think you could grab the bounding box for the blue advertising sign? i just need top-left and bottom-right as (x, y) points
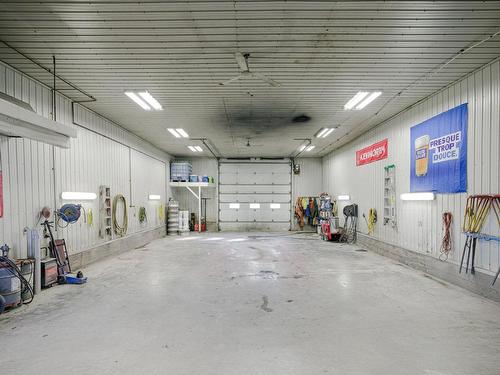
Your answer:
(410, 103), (468, 193)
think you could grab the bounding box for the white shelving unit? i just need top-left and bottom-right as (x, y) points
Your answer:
(99, 185), (112, 239)
(170, 182), (215, 232)
(383, 164), (397, 228)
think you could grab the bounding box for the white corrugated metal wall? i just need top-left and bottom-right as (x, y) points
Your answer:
(323, 59), (500, 275)
(0, 62), (170, 259)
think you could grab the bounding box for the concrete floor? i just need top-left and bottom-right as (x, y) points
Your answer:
(1, 232), (500, 375)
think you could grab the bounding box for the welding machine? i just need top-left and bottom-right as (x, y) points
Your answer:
(41, 258), (58, 288)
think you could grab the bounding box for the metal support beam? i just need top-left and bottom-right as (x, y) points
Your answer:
(186, 186), (202, 232)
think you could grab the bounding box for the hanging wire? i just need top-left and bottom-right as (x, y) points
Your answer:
(439, 212), (453, 261)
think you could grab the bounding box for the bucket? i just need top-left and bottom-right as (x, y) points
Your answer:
(0, 262), (22, 309)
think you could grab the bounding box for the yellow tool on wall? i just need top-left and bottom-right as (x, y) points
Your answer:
(367, 208), (377, 235)
(86, 208), (93, 226)
(158, 204), (165, 221)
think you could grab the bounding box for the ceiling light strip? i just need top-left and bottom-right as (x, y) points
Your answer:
(168, 128), (181, 138)
(125, 92), (151, 110)
(138, 91), (162, 110)
(344, 91), (369, 110)
(322, 128), (335, 138)
(356, 91), (382, 110)
(316, 128), (329, 138)
(176, 128), (189, 138)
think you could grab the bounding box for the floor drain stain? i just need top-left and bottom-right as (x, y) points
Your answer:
(260, 295), (273, 312)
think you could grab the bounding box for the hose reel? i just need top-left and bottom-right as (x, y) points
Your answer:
(57, 204), (82, 224)
(112, 194), (128, 237)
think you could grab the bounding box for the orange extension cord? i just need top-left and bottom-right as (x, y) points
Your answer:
(439, 212), (453, 261)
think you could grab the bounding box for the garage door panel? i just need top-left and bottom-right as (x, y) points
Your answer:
(236, 173), (289, 185)
(220, 163), (289, 174)
(219, 193), (290, 203)
(219, 173), (238, 184)
(219, 222), (291, 231)
(219, 184), (290, 194)
(236, 210), (252, 222)
(219, 208), (238, 221)
(219, 161), (291, 231)
(271, 205), (291, 221)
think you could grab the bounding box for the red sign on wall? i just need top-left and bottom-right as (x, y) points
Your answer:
(356, 138), (388, 166)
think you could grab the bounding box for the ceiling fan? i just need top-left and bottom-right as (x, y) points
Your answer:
(219, 52), (281, 87)
(245, 138), (264, 147)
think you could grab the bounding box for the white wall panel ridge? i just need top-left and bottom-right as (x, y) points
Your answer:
(322, 59), (500, 275)
(0, 61), (168, 259)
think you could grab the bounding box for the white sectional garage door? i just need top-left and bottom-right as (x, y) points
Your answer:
(218, 160), (291, 231)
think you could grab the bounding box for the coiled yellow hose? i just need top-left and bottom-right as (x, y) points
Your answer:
(112, 194), (128, 236)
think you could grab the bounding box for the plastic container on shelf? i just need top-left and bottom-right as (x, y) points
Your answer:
(170, 160), (192, 182)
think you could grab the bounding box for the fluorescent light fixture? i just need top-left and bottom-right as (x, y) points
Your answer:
(316, 128), (329, 138)
(138, 91), (162, 110)
(229, 203), (240, 209)
(356, 91), (382, 110)
(400, 192), (435, 201)
(322, 128), (335, 138)
(344, 91), (369, 110)
(188, 146), (203, 152)
(305, 145), (315, 152)
(338, 195), (350, 201)
(61, 192), (97, 200)
(299, 144), (306, 152)
(270, 203), (281, 209)
(250, 203), (261, 209)
(149, 194), (161, 200)
(176, 128), (189, 138)
(125, 92), (151, 110)
(0, 96), (77, 148)
(315, 128), (335, 138)
(168, 128), (181, 138)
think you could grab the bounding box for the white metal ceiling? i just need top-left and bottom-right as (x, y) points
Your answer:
(1, 1), (499, 157)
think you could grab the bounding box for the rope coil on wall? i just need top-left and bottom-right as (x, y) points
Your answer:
(112, 194), (128, 237)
